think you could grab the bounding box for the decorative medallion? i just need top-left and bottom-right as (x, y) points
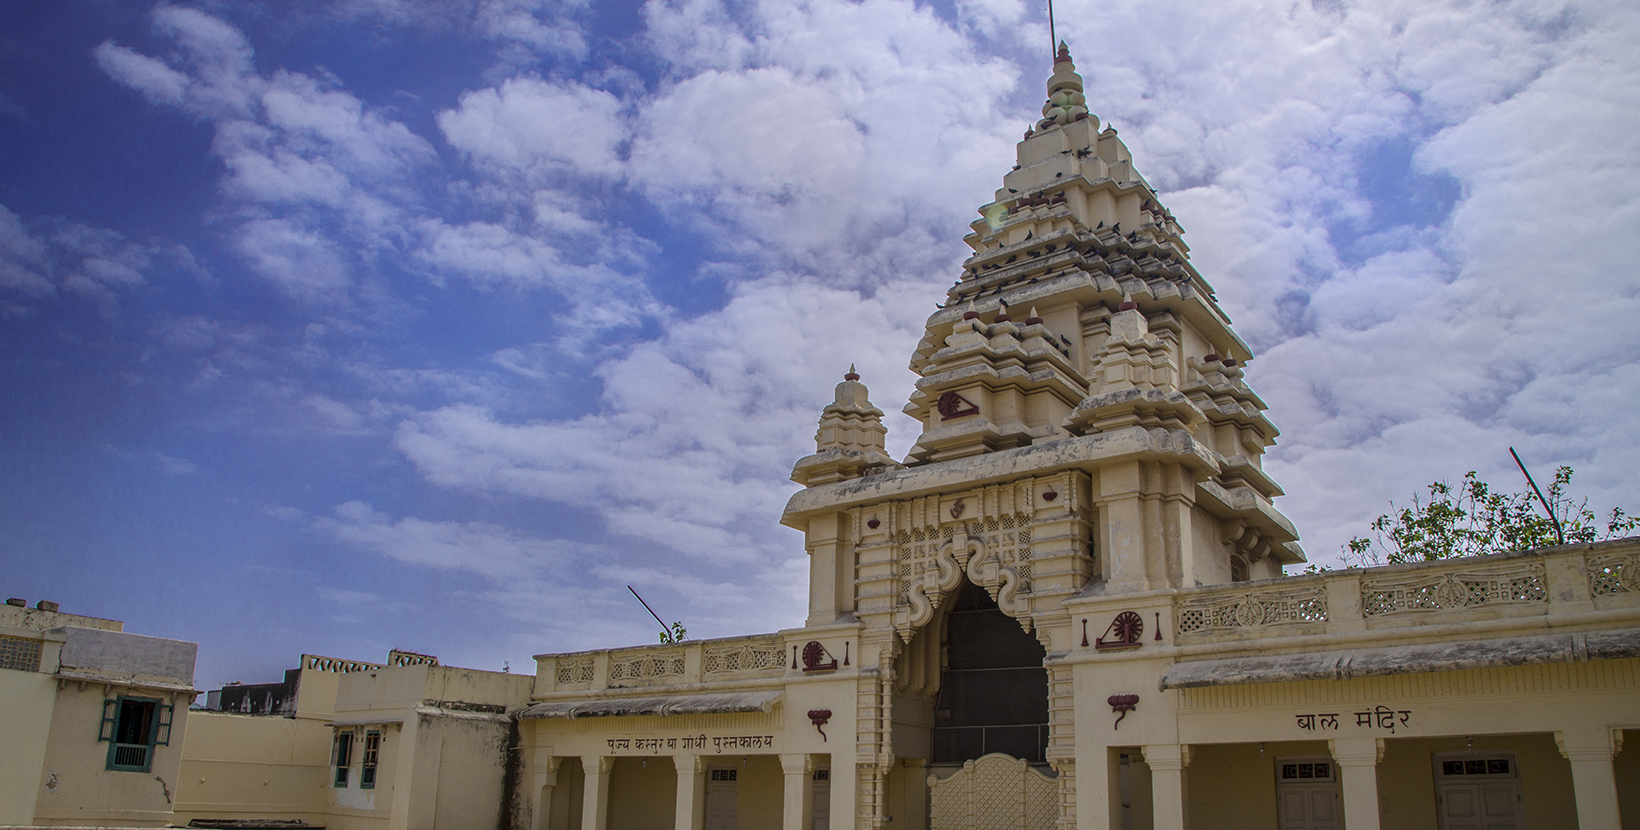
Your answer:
(950, 498), (966, 519)
(935, 391), (979, 420)
(1108, 694), (1139, 729)
(1095, 611), (1144, 650)
(801, 640), (838, 672)
(807, 708), (832, 741)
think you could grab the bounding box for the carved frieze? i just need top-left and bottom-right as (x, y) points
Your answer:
(554, 657), (595, 685)
(1361, 561), (1546, 616)
(608, 650), (686, 684)
(1589, 551), (1640, 596)
(702, 638), (784, 674)
(1175, 584), (1328, 637)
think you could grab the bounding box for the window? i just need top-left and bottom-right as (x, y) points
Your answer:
(1230, 554), (1250, 583)
(360, 731), (380, 789)
(333, 731), (354, 787)
(99, 696), (172, 773)
(0, 634), (43, 672)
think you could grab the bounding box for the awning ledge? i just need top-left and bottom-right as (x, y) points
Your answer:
(519, 690), (783, 720)
(1160, 628), (1640, 690)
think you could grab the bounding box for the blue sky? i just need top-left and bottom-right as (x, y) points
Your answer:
(3, 0), (1636, 692)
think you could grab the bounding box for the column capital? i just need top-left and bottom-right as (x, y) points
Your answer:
(583, 755), (615, 774)
(674, 754), (707, 775)
(1555, 729), (1623, 761)
(1329, 737), (1384, 766)
(1141, 743), (1190, 770)
(532, 750), (560, 774)
(780, 753), (815, 775)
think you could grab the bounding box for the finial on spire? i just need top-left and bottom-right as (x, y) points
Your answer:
(844, 364), (860, 381)
(1039, 41), (1090, 130)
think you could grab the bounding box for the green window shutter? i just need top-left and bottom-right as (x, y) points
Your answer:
(99, 699), (117, 742)
(155, 704), (174, 746)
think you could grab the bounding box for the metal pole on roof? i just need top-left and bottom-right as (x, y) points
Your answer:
(1509, 447), (1565, 545)
(627, 585), (673, 640)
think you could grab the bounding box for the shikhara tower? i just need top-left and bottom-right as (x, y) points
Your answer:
(783, 43), (1304, 826)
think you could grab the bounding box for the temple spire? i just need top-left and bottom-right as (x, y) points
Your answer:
(1040, 43), (1089, 130)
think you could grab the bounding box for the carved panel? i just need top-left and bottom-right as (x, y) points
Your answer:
(608, 650), (686, 684)
(1589, 551), (1640, 596)
(1175, 584), (1328, 637)
(929, 752), (1057, 830)
(555, 657), (595, 685)
(1361, 561), (1546, 616)
(703, 638), (785, 674)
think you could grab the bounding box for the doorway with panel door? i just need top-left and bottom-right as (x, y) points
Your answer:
(1275, 756), (1340, 830)
(1433, 752), (1523, 830)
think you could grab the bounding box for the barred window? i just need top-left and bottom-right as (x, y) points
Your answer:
(333, 731), (354, 787)
(0, 634), (42, 672)
(360, 731), (380, 789)
(99, 696), (172, 773)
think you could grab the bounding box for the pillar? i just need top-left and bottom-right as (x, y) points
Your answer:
(1142, 744), (1188, 830)
(674, 754), (705, 830)
(782, 754), (815, 830)
(1331, 738), (1382, 830)
(580, 755), (612, 830)
(531, 751), (560, 830)
(1558, 729), (1622, 829)
(829, 756), (856, 830)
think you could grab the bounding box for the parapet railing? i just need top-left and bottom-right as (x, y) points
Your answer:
(1173, 538), (1640, 646)
(302, 654), (387, 674)
(539, 633), (794, 693)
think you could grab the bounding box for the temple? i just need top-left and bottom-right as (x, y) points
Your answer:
(4, 44), (1639, 830)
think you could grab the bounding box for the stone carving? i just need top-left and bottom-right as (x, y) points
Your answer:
(555, 657), (596, 685)
(1361, 561), (1546, 616)
(608, 650), (686, 684)
(702, 638), (784, 674)
(929, 752), (1057, 830)
(1588, 551), (1640, 596)
(1175, 584), (1328, 637)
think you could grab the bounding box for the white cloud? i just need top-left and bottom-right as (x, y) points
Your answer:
(315, 500), (585, 580)
(440, 76), (626, 177)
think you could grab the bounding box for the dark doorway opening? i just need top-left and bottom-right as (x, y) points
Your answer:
(929, 578), (1048, 766)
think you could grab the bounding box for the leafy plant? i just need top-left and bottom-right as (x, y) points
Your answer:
(1343, 466), (1637, 567)
(659, 621), (688, 644)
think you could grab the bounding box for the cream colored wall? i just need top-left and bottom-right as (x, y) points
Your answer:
(0, 605), (122, 631)
(547, 755), (585, 830)
(1375, 733), (1575, 830)
(884, 760), (928, 830)
(0, 669), (56, 824)
(171, 710), (332, 827)
(32, 683), (190, 827)
(1182, 741), (1332, 829)
(607, 756), (676, 830)
(428, 713), (515, 830)
(1617, 729), (1640, 830)
(736, 754), (784, 830)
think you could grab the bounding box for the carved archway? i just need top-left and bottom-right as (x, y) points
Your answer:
(894, 515), (1036, 643)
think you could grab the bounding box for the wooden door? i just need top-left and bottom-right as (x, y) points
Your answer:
(812, 768), (830, 830)
(1437, 781), (1522, 830)
(1275, 757), (1340, 830)
(706, 768), (737, 830)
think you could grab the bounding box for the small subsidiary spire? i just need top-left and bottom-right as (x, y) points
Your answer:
(1039, 43), (1090, 129)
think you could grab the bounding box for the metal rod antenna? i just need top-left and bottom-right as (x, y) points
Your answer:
(627, 585), (672, 638)
(1509, 447), (1565, 545)
(1048, 0), (1057, 59)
